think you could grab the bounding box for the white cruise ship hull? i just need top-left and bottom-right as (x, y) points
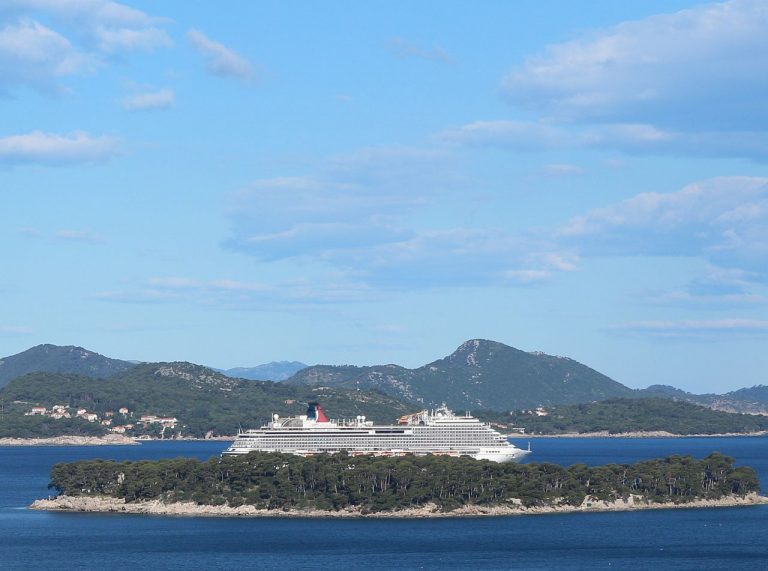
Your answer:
(223, 404), (531, 463)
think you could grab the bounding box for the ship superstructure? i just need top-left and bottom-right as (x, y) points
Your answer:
(223, 402), (530, 463)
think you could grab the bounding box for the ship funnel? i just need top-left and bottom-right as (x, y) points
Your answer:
(306, 402), (330, 423)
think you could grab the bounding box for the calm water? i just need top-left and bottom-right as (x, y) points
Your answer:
(1, 437), (767, 570)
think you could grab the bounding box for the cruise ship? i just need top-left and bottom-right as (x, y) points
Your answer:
(223, 402), (530, 463)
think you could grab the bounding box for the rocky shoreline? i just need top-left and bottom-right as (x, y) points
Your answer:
(29, 492), (768, 518)
(0, 435), (137, 446)
(4, 432), (765, 446)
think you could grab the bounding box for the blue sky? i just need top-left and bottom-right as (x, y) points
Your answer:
(2, 0), (767, 393)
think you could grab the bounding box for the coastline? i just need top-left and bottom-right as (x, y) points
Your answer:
(0, 435), (234, 446)
(515, 430), (768, 439)
(0, 435), (138, 447)
(3, 431), (765, 446)
(29, 492), (768, 518)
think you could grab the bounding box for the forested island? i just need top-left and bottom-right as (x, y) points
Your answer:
(31, 451), (767, 518)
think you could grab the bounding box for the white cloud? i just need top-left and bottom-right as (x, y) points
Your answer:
(0, 131), (120, 165)
(439, 120), (572, 151)
(5, 1), (159, 24)
(95, 289), (179, 304)
(644, 266), (768, 308)
(645, 290), (767, 308)
(440, 119), (768, 161)
(187, 28), (255, 82)
(0, 1), (170, 93)
(537, 252), (580, 271)
(0, 19), (92, 92)
(614, 318), (768, 336)
(96, 275), (377, 308)
(583, 124), (768, 160)
(501, 0), (768, 131)
(559, 176), (768, 273)
(225, 147), (457, 262)
(364, 228), (531, 286)
(385, 37), (452, 63)
(19, 227), (43, 238)
(56, 229), (104, 244)
(0, 325), (33, 336)
(121, 87), (174, 111)
(3, 0), (171, 52)
(18, 227), (108, 244)
(223, 146), (577, 289)
(94, 25), (169, 53)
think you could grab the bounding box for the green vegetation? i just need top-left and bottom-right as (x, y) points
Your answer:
(286, 339), (634, 410)
(48, 452), (759, 513)
(0, 362), (414, 438)
(0, 344), (135, 389)
(0, 414), (107, 438)
(502, 398), (768, 435)
(727, 385), (768, 406)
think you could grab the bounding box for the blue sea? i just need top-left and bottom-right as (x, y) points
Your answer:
(1, 437), (767, 570)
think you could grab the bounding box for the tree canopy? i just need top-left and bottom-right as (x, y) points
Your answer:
(48, 451), (759, 513)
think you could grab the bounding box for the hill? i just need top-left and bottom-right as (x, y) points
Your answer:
(222, 361), (307, 381)
(285, 339), (634, 411)
(0, 344), (136, 389)
(723, 385), (768, 407)
(639, 385), (768, 415)
(502, 398), (768, 435)
(0, 362), (413, 438)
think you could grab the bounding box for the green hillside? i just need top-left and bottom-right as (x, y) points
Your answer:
(503, 398), (768, 435)
(0, 362), (414, 438)
(725, 385), (768, 406)
(286, 339), (634, 411)
(637, 384), (768, 415)
(0, 344), (135, 389)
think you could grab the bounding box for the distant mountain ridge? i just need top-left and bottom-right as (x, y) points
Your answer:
(222, 361), (307, 381)
(641, 384), (768, 415)
(0, 344), (136, 389)
(285, 339), (635, 410)
(2, 342), (765, 415)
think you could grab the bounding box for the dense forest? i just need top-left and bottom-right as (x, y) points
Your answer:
(0, 363), (413, 438)
(0, 413), (107, 438)
(498, 398), (768, 435)
(48, 451), (759, 513)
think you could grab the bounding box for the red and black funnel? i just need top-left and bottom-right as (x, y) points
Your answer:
(307, 402), (329, 422)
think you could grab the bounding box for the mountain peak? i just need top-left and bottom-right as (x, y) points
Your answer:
(288, 339), (633, 410)
(442, 339), (525, 368)
(455, 339), (507, 351)
(0, 344), (136, 388)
